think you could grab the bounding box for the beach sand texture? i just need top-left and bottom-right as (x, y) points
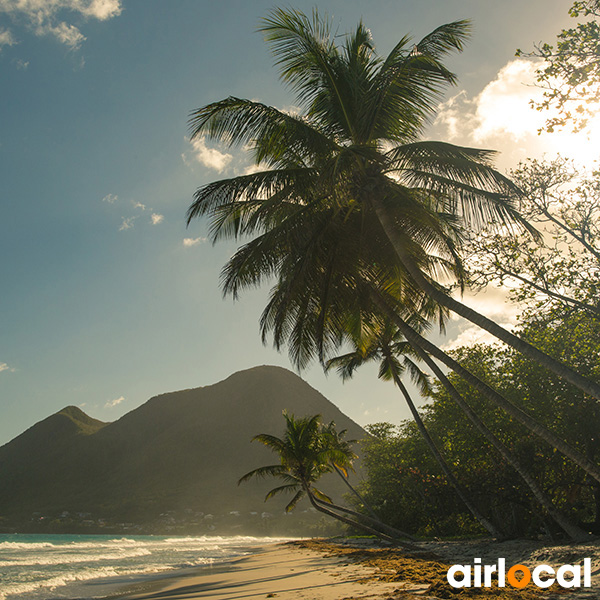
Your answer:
(120, 543), (406, 600)
(117, 538), (600, 600)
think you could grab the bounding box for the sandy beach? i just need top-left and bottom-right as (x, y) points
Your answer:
(117, 542), (406, 600)
(113, 537), (600, 600)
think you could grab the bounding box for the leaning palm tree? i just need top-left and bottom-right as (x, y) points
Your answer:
(326, 318), (504, 538)
(319, 420), (379, 520)
(239, 412), (417, 546)
(187, 8), (600, 402)
(186, 9), (600, 488)
(254, 239), (591, 539)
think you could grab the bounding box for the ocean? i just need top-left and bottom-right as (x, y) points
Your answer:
(0, 533), (289, 599)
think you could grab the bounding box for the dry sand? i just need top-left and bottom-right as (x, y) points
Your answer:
(116, 538), (600, 600)
(117, 543), (404, 600)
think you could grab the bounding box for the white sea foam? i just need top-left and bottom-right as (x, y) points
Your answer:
(0, 541), (56, 549)
(0, 546), (152, 567)
(0, 534), (290, 600)
(0, 564), (161, 599)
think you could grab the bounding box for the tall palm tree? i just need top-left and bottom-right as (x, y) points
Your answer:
(239, 412), (417, 546)
(187, 8), (600, 487)
(240, 224), (591, 539)
(187, 8), (599, 536)
(326, 319), (503, 538)
(187, 8), (600, 402)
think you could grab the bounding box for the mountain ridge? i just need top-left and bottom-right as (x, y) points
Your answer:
(0, 365), (366, 534)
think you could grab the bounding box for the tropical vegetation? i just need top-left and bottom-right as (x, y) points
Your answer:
(239, 412), (417, 546)
(187, 7), (600, 540)
(356, 307), (600, 538)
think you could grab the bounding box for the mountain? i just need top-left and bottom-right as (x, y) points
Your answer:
(0, 366), (367, 533)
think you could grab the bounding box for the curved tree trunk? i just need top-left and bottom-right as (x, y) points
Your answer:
(304, 487), (420, 550)
(331, 464), (380, 520)
(404, 339), (591, 541)
(369, 288), (600, 485)
(371, 195), (600, 402)
(388, 366), (503, 538)
(312, 495), (418, 541)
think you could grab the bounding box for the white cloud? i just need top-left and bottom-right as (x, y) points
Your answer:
(442, 324), (510, 351)
(15, 58), (28, 69)
(435, 59), (546, 143)
(41, 20), (85, 48)
(118, 216), (135, 231)
(472, 60), (547, 143)
(433, 58), (600, 168)
(242, 163), (264, 176)
(105, 395), (124, 408)
(433, 90), (473, 140)
(0, 362), (15, 373)
(185, 136), (232, 172)
(80, 0), (122, 20)
(105, 196), (164, 231)
(0, 27), (16, 49)
(183, 237), (207, 247)
(442, 288), (519, 351)
(0, 0), (122, 49)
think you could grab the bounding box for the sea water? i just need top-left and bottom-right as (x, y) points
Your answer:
(0, 533), (289, 599)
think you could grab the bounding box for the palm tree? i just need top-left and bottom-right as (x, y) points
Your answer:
(239, 412), (418, 546)
(187, 8), (599, 537)
(326, 319), (504, 538)
(187, 8), (600, 402)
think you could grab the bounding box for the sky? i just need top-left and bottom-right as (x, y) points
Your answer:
(1, 0), (597, 446)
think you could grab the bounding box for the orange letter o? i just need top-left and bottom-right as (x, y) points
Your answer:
(507, 564), (532, 588)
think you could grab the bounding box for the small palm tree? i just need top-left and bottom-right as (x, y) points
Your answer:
(239, 412), (417, 546)
(239, 412), (333, 511)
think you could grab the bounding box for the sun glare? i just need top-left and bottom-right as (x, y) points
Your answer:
(435, 60), (600, 169)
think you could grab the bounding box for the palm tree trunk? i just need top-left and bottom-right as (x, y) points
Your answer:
(370, 195), (600, 401)
(331, 464), (380, 520)
(405, 339), (591, 541)
(387, 365), (503, 538)
(312, 495), (418, 541)
(304, 487), (420, 550)
(369, 288), (600, 485)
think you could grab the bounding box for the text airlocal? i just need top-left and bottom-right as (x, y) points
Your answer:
(447, 558), (592, 589)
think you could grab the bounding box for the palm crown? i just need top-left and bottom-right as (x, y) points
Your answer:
(187, 9), (527, 366)
(239, 412), (355, 512)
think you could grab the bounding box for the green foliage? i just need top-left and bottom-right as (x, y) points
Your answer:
(357, 310), (600, 538)
(517, 0), (600, 132)
(239, 413), (357, 511)
(466, 157), (600, 319)
(187, 8), (525, 371)
(359, 422), (483, 538)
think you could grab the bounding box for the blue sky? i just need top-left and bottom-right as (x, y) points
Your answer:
(0, 0), (588, 445)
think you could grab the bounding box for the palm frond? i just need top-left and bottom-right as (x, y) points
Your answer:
(285, 489), (306, 512)
(188, 97), (337, 167)
(238, 464), (287, 484)
(264, 483), (302, 501)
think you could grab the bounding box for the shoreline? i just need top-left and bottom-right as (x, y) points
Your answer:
(106, 541), (405, 600)
(104, 537), (600, 600)
(104, 544), (274, 599)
